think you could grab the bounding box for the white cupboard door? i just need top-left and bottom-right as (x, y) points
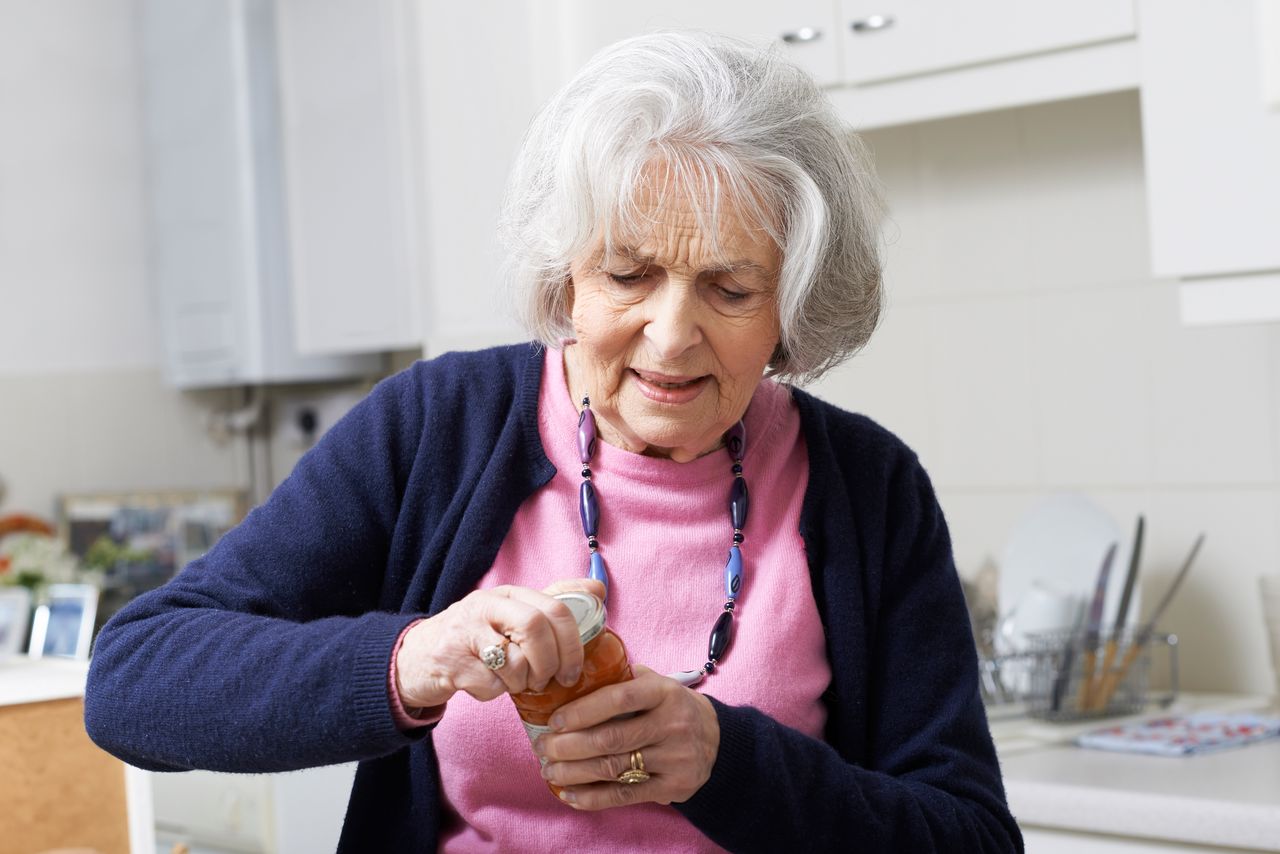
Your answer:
(141, 0), (253, 387)
(556, 1), (842, 88)
(1138, 0), (1280, 278)
(275, 0), (422, 354)
(840, 0), (1136, 84)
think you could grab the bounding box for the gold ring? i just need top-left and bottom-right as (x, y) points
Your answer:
(616, 749), (650, 784)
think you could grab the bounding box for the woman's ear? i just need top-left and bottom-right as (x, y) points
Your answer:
(564, 276), (575, 315)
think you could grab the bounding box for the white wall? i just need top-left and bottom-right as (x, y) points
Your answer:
(0, 0), (155, 376)
(0, 0), (253, 518)
(811, 91), (1280, 695)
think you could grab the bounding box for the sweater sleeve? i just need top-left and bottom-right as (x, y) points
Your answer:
(675, 455), (1022, 853)
(84, 368), (435, 773)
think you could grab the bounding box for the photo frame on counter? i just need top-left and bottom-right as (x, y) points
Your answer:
(28, 583), (98, 660)
(0, 587), (32, 659)
(56, 489), (248, 628)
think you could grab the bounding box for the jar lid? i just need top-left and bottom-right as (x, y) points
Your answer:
(554, 591), (606, 645)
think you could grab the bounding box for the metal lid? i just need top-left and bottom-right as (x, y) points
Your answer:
(554, 591), (606, 645)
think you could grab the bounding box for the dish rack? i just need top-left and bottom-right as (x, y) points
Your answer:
(979, 630), (1179, 722)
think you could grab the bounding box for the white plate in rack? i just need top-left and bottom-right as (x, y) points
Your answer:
(997, 492), (1139, 655)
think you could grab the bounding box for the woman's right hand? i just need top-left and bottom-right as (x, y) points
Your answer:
(394, 578), (605, 710)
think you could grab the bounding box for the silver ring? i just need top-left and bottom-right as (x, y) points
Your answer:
(480, 638), (510, 671)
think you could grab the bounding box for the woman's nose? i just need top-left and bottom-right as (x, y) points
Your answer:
(644, 283), (702, 361)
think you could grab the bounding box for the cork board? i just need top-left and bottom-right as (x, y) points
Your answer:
(0, 697), (129, 854)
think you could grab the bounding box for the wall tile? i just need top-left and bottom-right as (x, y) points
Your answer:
(1142, 489), (1280, 695)
(1031, 284), (1155, 485)
(0, 371), (245, 518)
(927, 296), (1039, 488)
(1016, 92), (1152, 290)
(861, 124), (938, 303)
(805, 298), (938, 465)
(1148, 282), (1277, 484)
(910, 109), (1033, 298)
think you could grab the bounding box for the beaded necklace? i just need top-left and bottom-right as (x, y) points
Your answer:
(575, 395), (748, 687)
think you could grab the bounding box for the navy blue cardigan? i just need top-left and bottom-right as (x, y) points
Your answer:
(85, 344), (1022, 852)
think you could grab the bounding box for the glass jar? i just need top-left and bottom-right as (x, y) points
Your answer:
(510, 591), (633, 797)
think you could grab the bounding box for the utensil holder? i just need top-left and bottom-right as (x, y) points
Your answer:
(1020, 629), (1179, 722)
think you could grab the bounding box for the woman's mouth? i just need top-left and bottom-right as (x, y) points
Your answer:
(630, 369), (709, 403)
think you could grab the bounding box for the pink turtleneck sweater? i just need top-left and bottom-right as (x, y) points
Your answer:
(389, 347), (831, 852)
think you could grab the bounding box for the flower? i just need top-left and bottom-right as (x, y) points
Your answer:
(0, 513), (95, 595)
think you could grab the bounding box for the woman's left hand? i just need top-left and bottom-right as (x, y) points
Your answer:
(535, 664), (720, 809)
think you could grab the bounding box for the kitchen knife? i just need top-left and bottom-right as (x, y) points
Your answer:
(1090, 515), (1145, 710)
(1092, 532), (1205, 711)
(1077, 541), (1119, 711)
(1049, 599), (1087, 714)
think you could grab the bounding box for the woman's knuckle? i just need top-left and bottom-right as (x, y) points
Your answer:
(592, 726), (625, 754)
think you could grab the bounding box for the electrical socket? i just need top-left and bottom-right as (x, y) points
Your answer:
(275, 388), (368, 449)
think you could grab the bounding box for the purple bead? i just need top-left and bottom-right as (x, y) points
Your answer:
(723, 546), (743, 600)
(729, 477), (749, 530)
(725, 420), (746, 461)
(578, 409), (597, 463)
(708, 610), (734, 662)
(578, 480), (599, 537)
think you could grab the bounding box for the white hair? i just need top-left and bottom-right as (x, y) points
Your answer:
(500, 30), (885, 384)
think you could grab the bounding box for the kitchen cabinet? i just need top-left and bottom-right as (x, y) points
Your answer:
(1137, 0), (1280, 325)
(274, 0), (425, 355)
(0, 658), (153, 854)
(552, 1), (1138, 131)
(152, 762), (356, 853)
(140, 0), (381, 389)
(550, 1), (842, 88)
(827, 0), (1139, 130)
(839, 0), (1135, 84)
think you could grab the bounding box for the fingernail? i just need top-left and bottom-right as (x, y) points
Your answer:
(540, 763), (553, 780)
(559, 668), (581, 686)
(558, 789), (576, 804)
(550, 713), (566, 732)
(532, 737), (546, 757)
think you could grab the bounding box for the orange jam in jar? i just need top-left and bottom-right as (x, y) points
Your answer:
(510, 592), (632, 796)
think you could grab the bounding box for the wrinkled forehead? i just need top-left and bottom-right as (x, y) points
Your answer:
(593, 157), (782, 267)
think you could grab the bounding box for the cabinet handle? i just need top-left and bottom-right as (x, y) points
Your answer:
(850, 15), (895, 34)
(780, 27), (823, 44)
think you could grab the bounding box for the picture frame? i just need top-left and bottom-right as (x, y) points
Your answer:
(57, 489), (247, 631)
(0, 586), (32, 659)
(28, 583), (98, 660)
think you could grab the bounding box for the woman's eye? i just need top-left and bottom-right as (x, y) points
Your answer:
(717, 285), (749, 302)
(607, 272), (647, 285)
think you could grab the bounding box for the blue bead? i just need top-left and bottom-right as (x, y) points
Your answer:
(708, 610), (734, 662)
(729, 477), (749, 530)
(723, 546), (743, 600)
(578, 480), (598, 537)
(589, 551), (609, 594)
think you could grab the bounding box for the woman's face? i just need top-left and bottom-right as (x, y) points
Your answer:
(564, 185), (781, 463)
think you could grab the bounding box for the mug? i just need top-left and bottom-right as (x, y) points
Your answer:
(997, 582), (1081, 654)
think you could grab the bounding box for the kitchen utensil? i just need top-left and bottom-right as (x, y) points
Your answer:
(1089, 515), (1145, 710)
(1092, 532), (1204, 711)
(1049, 599), (1087, 713)
(1078, 542), (1119, 710)
(997, 582), (1082, 652)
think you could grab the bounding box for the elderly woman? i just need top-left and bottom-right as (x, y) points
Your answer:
(85, 31), (1021, 853)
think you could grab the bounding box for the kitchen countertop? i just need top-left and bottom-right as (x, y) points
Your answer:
(0, 655), (90, 706)
(993, 694), (1280, 852)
